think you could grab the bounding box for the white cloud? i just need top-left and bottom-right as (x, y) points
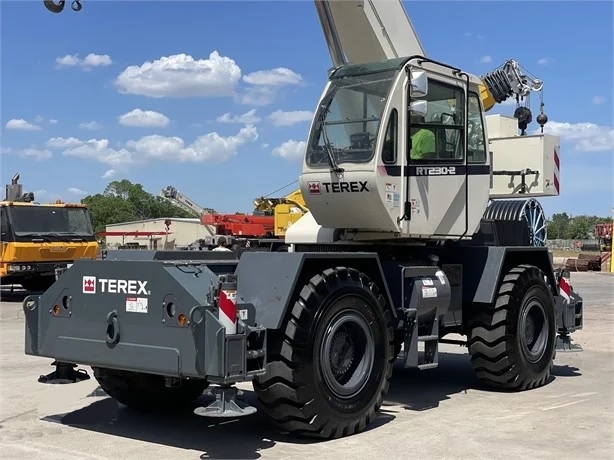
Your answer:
(118, 109), (170, 128)
(19, 148), (52, 161)
(47, 137), (84, 149)
(5, 118), (41, 131)
(268, 109), (313, 127)
(1, 147), (12, 155)
(592, 96), (604, 105)
(237, 67), (304, 107)
(126, 125), (258, 163)
(539, 121), (614, 153)
(47, 137), (134, 170)
(67, 187), (87, 195)
(537, 58), (550, 65)
(272, 140), (306, 161)
(115, 52), (241, 98)
(235, 86), (278, 107)
(45, 125), (258, 172)
(480, 55), (492, 64)
(243, 68), (302, 86)
(49, 119), (59, 125)
(34, 115), (45, 124)
(217, 109), (261, 124)
(56, 53), (112, 70)
(79, 121), (103, 130)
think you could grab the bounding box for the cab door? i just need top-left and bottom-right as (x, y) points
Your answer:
(375, 74), (408, 232)
(400, 76), (490, 239)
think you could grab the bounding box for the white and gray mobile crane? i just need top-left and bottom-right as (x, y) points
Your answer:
(26, 0), (583, 441)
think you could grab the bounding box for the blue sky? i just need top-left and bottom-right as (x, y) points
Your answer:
(1, 0), (612, 220)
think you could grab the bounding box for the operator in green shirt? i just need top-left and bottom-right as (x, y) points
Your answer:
(409, 117), (436, 159)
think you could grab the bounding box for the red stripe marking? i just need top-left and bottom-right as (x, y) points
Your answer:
(554, 148), (560, 170)
(554, 175), (560, 193)
(219, 290), (237, 323)
(559, 277), (571, 296)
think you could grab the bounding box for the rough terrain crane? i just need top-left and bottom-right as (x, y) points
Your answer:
(26, 0), (583, 441)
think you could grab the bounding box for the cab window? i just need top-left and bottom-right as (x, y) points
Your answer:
(409, 79), (464, 163)
(382, 109), (398, 164)
(0, 207), (9, 238)
(467, 92), (487, 164)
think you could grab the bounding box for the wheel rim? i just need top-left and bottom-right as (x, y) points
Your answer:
(521, 199), (547, 247)
(519, 297), (549, 363)
(319, 307), (375, 400)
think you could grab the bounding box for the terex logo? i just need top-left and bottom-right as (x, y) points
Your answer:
(82, 276), (149, 295)
(323, 181), (369, 193)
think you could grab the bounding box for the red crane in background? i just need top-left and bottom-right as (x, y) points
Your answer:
(200, 214), (275, 238)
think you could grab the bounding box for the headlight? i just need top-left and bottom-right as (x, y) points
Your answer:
(8, 264), (32, 272)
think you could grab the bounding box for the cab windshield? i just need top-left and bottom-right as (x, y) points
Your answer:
(8, 206), (94, 237)
(306, 62), (401, 167)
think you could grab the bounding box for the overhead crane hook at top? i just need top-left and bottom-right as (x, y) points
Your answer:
(43, 0), (83, 13)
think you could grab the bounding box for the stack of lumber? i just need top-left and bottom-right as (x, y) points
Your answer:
(565, 253), (602, 272)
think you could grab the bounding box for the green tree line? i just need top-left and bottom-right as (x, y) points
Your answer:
(546, 213), (612, 240)
(82, 180), (193, 234)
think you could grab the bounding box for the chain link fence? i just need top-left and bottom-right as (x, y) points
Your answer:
(546, 239), (601, 252)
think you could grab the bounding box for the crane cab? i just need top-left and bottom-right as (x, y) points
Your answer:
(298, 56), (491, 242)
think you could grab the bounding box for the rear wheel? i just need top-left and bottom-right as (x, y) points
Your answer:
(467, 264), (556, 390)
(93, 368), (209, 411)
(253, 267), (395, 439)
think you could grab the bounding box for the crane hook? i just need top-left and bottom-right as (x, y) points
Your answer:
(43, 0), (66, 13)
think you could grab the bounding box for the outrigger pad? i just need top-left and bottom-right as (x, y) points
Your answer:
(556, 335), (583, 352)
(193, 386), (257, 418)
(38, 361), (91, 384)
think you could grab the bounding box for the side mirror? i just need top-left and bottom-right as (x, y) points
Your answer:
(410, 70), (428, 98)
(409, 100), (428, 118)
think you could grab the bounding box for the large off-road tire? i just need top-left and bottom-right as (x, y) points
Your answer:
(467, 264), (556, 391)
(21, 276), (55, 292)
(253, 267), (395, 439)
(93, 367), (208, 411)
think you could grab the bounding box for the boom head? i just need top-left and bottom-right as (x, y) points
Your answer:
(290, 56), (561, 244)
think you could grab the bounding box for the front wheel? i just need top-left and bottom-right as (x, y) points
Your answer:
(253, 267), (395, 439)
(467, 264), (556, 391)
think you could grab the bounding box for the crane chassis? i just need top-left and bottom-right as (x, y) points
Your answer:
(26, 0), (585, 441)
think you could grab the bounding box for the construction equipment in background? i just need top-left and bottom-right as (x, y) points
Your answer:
(29, 0), (584, 441)
(160, 185), (217, 217)
(1, 173), (98, 291)
(160, 184), (306, 249)
(253, 188), (309, 236)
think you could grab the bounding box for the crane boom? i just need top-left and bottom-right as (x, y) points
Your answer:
(160, 186), (217, 236)
(314, 0), (426, 67)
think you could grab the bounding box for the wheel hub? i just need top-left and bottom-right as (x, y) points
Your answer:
(319, 307), (375, 400)
(519, 298), (548, 363)
(329, 331), (355, 376)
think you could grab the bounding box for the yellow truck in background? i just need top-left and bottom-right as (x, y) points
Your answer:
(0, 173), (98, 292)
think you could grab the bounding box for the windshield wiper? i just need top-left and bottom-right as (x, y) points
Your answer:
(318, 107), (344, 174)
(19, 233), (53, 242)
(56, 231), (88, 241)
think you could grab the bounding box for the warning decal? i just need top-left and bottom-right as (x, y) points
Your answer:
(126, 297), (148, 313)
